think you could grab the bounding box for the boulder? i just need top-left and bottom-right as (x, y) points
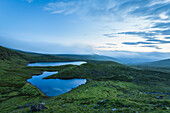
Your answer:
(112, 108), (116, 111)
(157, 96), (164, 99)
(31, 103), (47, 112)
(18, 105), (22, 109)
(97, 100), (105, 105)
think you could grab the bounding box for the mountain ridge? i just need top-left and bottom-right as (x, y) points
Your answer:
(137, 58), (170, 68)
(0, 46), (117, 62)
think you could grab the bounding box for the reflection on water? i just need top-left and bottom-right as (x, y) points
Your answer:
(27, 61), (86, 67)
(27, 71), (86, 97)
(27, 61), (87, 97)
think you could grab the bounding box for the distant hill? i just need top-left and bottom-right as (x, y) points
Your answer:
(0, 46), (117, 62)
(137, 59), (170, 68)
(117, 58), (159, 65)
(0, 46), (24, 60)
(55, 54), (116, 61)
(0, 46), (74, 62)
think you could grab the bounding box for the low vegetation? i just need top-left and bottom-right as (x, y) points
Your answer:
(0, 46), (169, 113)
(134, 59), (170, 73)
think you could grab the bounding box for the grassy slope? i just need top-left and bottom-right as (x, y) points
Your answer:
(134, 59), (170, 73)
(137, 59), (170, 67)
(15, 61), (170, 113)
(0, 46), (77, 112)
(0, 46), (170, 113)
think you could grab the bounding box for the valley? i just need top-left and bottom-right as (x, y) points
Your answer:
(0, 46), (170, 113)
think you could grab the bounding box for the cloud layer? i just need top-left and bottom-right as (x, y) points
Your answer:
(1, 0), (170, 60)
(44, 0), (170, 52)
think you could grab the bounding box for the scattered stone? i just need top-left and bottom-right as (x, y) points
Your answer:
(161, 105), (167, 107)
(117, 94), (121, 97)
(97, 100), (105, 104)
(162, 107), (169, 110)
(93, 106), (97, 109)
(139, 92), (143, 94)
(93, 105), (100, 109)
(157, 96), (164, 99)
(83, 105), (86, 107)
(24, 104), (29, 107)
(167, 96), (170, 99)
(31, 103), (47, 111)
(112, 108), (116, 111)
(84, 90), (88, 92)
(105, 99), (110, 102)
(28, 102), (34, 104)
(18, 105), (22, 109)
(156, 104), (162, 107)
(94, 84), (98, 87)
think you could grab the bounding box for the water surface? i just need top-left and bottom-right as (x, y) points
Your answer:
(27, 61), (86, 97)
(28, 61), (86, 67)
(27, 71), (86, 97)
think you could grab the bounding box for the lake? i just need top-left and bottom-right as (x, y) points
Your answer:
(27, 61), (86, 67)
(27, 61), (86, 97)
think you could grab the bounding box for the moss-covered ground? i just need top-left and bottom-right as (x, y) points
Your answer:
(0, 60), (169, 113)
(0, 46), (170, 113)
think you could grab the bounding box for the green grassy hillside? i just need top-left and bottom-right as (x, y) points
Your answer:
(134, 59), (170, 73)
(137, 59), (170, 68)
(0, 46), (76, 62)
(0, 46), (170, 113)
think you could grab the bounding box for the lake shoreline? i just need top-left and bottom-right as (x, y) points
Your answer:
(27, 61), (87, 97)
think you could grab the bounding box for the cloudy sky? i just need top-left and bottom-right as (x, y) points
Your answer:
(0, 0), (170, 59)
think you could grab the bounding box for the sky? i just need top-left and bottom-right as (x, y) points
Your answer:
(0, 0), (170, 59)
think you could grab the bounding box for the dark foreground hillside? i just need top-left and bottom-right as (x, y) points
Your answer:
(0, 46), (170, 113)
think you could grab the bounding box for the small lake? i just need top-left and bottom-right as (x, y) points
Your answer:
(27, 61), (86, 97)
(27, 61), (86, 67)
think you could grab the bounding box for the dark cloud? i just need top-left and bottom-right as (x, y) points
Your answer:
(152, 22), (170, 29)
(161, 29), (170, 35)
(165, 37), (170, 39)
(118, 31), (153, 36)
(106, 43), (117, 45)
(130, 2), (170, 20)
(122, 41), (157, 45)
(111, 0), (170, 48)
(119, 28), (170, 46)
(140, 45), (162, 49)
(118, 31), (158, 40)
(122, 42), (139, 45)
(118, 0), (151, 10)
(118, 28), (170, 40)
(137, 41), (157, 44)
(147, 39), (170, 43)
(103, 34), (116, 38)
(123, 38), (170, 46)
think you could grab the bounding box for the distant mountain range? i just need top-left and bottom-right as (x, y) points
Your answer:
(0, 46), (74, 62)
(55, 54), (116, 62)
(116, 58), (159, 65)
(137, 59), (170, 68)
(0, 46), (116, 62)
(1, 45), (170, 68)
